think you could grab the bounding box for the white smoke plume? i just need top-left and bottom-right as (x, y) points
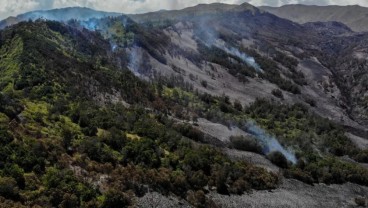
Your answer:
(222, 46), (263, 72)
(246, 122), (297, 163)
(128, 46), (143, 77)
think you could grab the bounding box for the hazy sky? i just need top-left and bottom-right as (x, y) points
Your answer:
(1, 0), (367, 19)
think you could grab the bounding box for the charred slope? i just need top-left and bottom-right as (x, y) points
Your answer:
(128, 3), (368, 130)
(324, 32), (368, 127)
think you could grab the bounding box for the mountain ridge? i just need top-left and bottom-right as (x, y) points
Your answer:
(0, 3), (260, 29)
(261, 4), (368, 32)
(0, 7), (121, 29)
(129, 2), (260, 23)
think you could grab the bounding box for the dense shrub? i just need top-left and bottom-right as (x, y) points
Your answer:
(174, 124), (205, 142)
(245, 99), (358, 157)
(101, 190), (132, 208)
(0, 130), (14, 145)
(0, 177), (19, 200)
(186, 190), (207, 208)
(273, 51), (299, 70)
(123, 138), (161, 168)
(267, 151), (289, 169)
(243, 48), (301, 94)
(200, 80), (208, 88)
(229, 135), (263, 154)
(233, 100), (243, 112)
(354, 150), (368, 163)
(79, 138), (116, 163)
(197, 43), (256, 79)
(284, 168), (314, 185)
(104, 127), (127, 151)
(0, 19), (342, 207)
(271, 89), (284, 99)
(305, 97), (317, 107)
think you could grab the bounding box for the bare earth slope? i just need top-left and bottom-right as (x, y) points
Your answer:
(137, 179), (368, 208)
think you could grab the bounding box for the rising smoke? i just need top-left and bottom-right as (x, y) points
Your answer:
(81, 18), (99, 30)
(197, 18), (263, 73)
(222, 46), (263, 72)
(246, 122), (297, 164)
(128, 46), (142, 77)
(111, 43), (118, 51)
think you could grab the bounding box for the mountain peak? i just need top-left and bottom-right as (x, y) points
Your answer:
(180, 3), (238, 13)
(184, 2), (257, 13)
(130, 2), (259, 23)
(0, 16), (20, 29)
(232, 2), (259, 13)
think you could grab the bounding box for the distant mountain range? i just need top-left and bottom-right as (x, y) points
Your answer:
(0, 7), (121, 29)
(3, 4), (368, 32)
(0, 3), (258, 29)
(261, 4), (368, 32)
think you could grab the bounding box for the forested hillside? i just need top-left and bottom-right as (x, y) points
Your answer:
(0, 3), (368, 207)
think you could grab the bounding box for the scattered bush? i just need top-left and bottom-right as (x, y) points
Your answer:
(271, 89), (284, 99)
(355, 197), (366, 207)
(200, 80), (208, 88)
(305, 97), (316, 107)
(187, 190), (206, 208)
(233, 100), (243, 111)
